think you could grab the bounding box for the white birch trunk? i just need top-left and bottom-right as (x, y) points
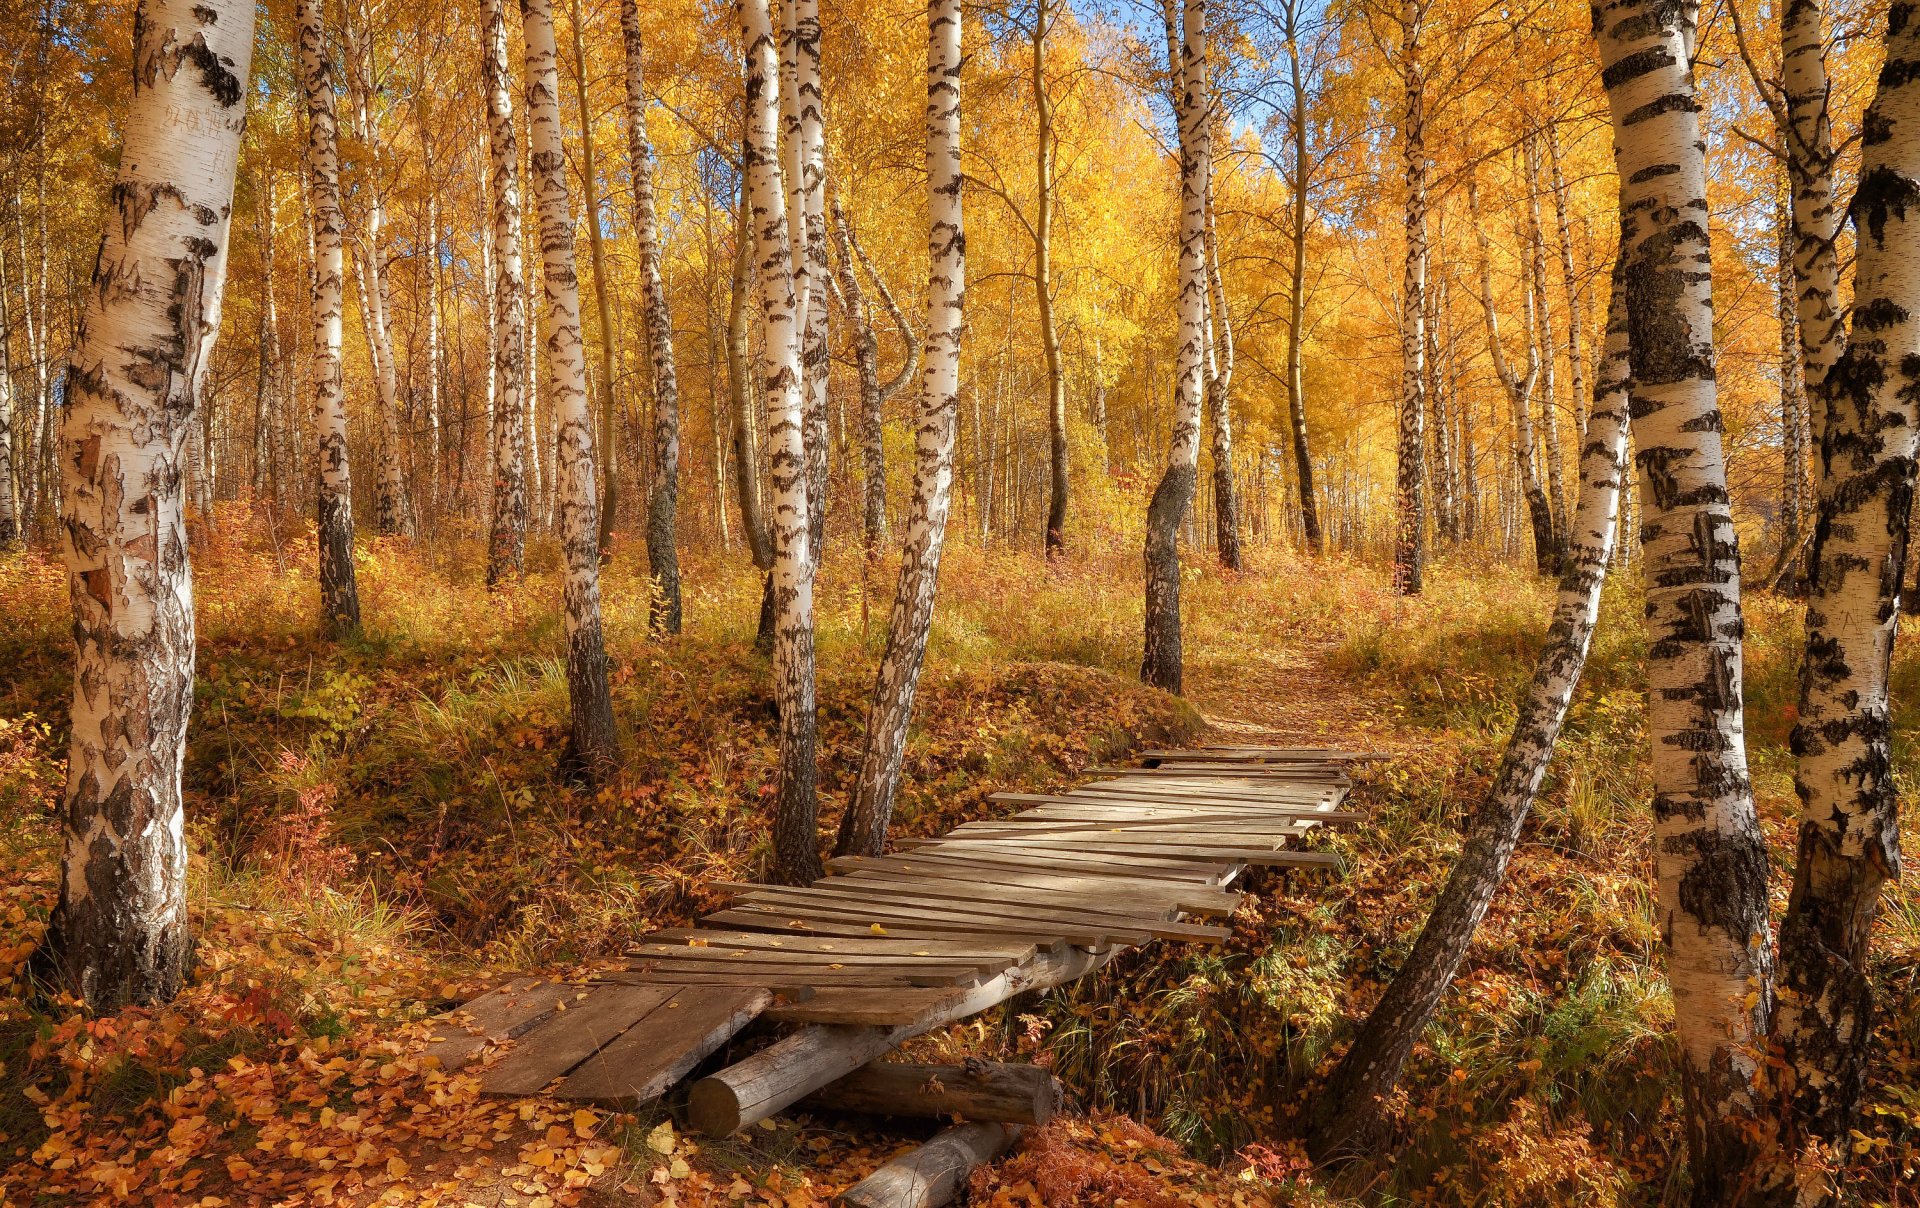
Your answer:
(484, 0), (528, 585)
(620, 0), (684, 634)
(1774, 2), (1920, 1181)
(836, 0), (966, 859)
(51, 0), (253, 1009)
(742, 0), (821, 882)
(1594, 4), (1773, 1195)
(1140, 0), (1212, 694)
(299, 0), (361, 636)
(1391, 0), (1428, 596)
(0, 228), (16, 549)
(522, 0), (619, 780)
(342, 0), (412, 539)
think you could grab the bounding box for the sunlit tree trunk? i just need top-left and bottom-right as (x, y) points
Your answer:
(1035, 0), (1069, 559)
(743, 0), (822, 882)
(342, 0), (412, 539)
(781, 0), (831, 565)
(1141, 0), (1212, 694)
(1545, 121), (1590, 441)
(565, 0), (623, 570)
(619, 0), (685, 634)
(1595, 4), (1773, 1197)
(1425, 258), (1455, 543)
(1776, 182), (1808, 563)
(832, 198), (888, 560)
(1282, 0), (1321, 554)
(1391, 0), (1428, 595)
(1781, 0), (1844, 441)
(524, 0), (619, 782)
(484, 0), (528, 586)
(837, 0), (966, 858)
(1773, 5), (1920, 1186)
(1205, 194), (1242, 570)
(1470, 176), (1555, 576)
(49, 0), (253, 1009)
(299, 0), (361, 637)
(1311, 262), (1630, 1158)
(1524, 128), (1567, 546)
(0, 230), (17, 550)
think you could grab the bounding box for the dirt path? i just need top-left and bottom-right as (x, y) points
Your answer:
(1183, 636), (1408, 756)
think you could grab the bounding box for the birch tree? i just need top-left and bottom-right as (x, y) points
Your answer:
(1205, 195), (1242, 571)
(1470, 175), (1556, 576)
(484, 0), (528, 586)
(1773, 0), (1920, 1176)
(1140, 0), (1212, 694)
(1392, 0), (1428, 595)
(1311, 264), (1631, 1157)
(523, 0), (619, 781)
(1594, 2), (1773, 1195)
(342, 0), (413, 538)
(0, 230), (16, 550)
(1279, 0), (1321, 553)
(299, 0), (362, 637)
(49, 0), (253, 1009)
(783, 0), (832, 564)
(1035, 0), (1069, 559)
(836, 0), (966, 858)
(620, 0), (685, 634)
(743, 0), (823, 883)
(832, 197), (917, 560)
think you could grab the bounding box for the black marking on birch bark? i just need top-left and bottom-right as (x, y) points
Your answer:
(1852, 165), (1920, 245)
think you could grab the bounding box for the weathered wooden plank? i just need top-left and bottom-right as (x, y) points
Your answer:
(480, 983), (679, 1096)
(728, 883), (1224, 943)
(836, 1123), (1022, 1208)
(642, 930), (1047, 959)
(823, 866), (1243, 917)
(423, 978), (582, 1072)
(919, 837), (1343, 869)
(763, 986), (978, 1026)
(721, 891), (1172, 947)
(622, 944), (1014, 971)
(703, 904), (1143, 948)
(605, 962), (988, 987)
(848, 845), (1239, 887)
(804, 1062), (1059, 1126)
(554, 987), (770, 1106)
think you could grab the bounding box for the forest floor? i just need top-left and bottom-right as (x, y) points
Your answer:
(0, 512), (1916, 1206)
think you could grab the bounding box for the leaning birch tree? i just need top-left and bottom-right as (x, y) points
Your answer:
(523, 0), (619, 781)
(620, 0), (685, 635)
(1773, 1), (1920, 1176)
(484, 0), (529, 587)
(743, 0), (823, 883)
(299, 0), (362, 637)
(1140, 0), (1212, 694)
(1310, 263), (1631, 1157)
(836, 0), (966, 858)
(1594, 1), (1774, 1196)
(49, 0), (253, 1009)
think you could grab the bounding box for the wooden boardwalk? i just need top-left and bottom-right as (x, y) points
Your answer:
(423, 745), (1368, 1138)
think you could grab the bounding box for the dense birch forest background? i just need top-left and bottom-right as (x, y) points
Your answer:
(2, 0), (1919, 1202)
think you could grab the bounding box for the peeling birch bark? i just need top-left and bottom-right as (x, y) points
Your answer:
(742, 0), (822, 883)
(1773, 2), (1920, 1188)
(522, 0), (619, 782)
(1594, 3), (1774, 1196)
(51, 0), (254, 1009)
(619, 0), (685, 635)
(484, 0), (529, 586)
(835, 0), (966, 859)
(298, 0), (361, 637)
(1140, 0), (1212, 694)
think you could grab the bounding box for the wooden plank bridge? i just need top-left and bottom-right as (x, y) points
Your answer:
(423, 746), (1368, 1194)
